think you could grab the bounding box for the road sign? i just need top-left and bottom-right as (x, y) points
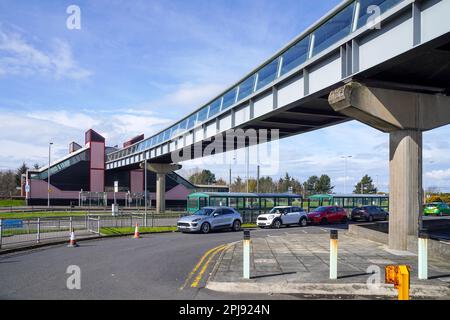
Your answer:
(25, 185), (30, 193)
(114, 181), (119, 193)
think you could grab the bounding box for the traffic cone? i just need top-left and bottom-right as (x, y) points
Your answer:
(68, 231), (78, 247)
(133, 224), (140, 239)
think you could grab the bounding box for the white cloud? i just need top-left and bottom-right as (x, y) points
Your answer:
(28, 111), (100, 130)
(425, 169), (450, 180)
(0, 28), (91, 80)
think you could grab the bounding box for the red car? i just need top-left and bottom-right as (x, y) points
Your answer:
(307, 206), (348, 224)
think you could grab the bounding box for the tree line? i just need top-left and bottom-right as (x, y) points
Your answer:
(0, 162), (39, 197)
(188, 170), (380, 196)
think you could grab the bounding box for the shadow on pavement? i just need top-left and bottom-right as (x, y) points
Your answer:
(251, 271), (297, 279)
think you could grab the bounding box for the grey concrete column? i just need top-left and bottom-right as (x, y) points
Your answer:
(389, 130), (423, 250)
(141, 163), (182, 214)
(156, 173), (166, 214)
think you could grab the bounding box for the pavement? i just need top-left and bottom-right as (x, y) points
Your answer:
(207, 228), (450, 299)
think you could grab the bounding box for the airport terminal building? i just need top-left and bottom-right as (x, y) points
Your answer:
(23, 129), (227, 208)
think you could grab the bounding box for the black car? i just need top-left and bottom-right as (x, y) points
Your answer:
(351, 206), (388, 222)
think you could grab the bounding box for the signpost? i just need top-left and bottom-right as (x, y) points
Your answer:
(112, 181), (119, 216)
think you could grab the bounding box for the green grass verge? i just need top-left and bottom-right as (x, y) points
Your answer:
(100, 226), (177, 236)
(0, 211), (186, 219)
(242, 223), (257, 228)
(0, 200), (25, 207)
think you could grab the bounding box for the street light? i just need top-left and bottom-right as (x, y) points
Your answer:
(48, 142), (53, 208)
(341, 156), (352, 194)
(229, 153), (236, 193)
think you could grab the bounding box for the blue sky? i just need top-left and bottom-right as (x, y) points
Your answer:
(1, 0), (450, 193)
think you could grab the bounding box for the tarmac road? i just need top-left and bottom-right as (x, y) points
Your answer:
(0, 224), (349, 300)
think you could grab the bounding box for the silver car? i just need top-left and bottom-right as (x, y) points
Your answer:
(177, 207), (243, 234)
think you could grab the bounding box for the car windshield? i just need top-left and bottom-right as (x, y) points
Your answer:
(193, 208), (214, 216)
(312, 207), (327, 212)
(270, 207), (288, 214)
(426, 204), (438, 208)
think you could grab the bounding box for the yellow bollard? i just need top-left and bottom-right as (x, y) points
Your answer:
(385, 265), (411, 300)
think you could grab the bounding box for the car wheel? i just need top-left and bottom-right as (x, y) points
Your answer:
(200, 222), (211, 234)
(320, 218), (328, 225)
(299, 217), (308, 227)
(272, 219), (282, 229)
(232, 220), (241, 232)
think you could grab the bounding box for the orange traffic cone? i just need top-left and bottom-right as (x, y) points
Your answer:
(133, 224), (140, 239)
(68, 231), (78, 247)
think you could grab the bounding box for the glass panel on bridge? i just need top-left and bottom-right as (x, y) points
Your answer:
(170, 124), (179, 138)
(237, 75), (256, 101)
(197, 107), (209, 125)
(221, 87), (238, 111)
(312, 2), (355, 56)
(256, 59), (279, 91)
(163, 130), (170, 141)
(280, 36), (310, 75)
(187, 113), (197, 129)
(208, 98), (222, 118)
(357, 0), (404, 29)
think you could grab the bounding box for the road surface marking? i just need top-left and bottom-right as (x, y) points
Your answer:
(179, 244), (226, 291)
(191, 244), (229, 288)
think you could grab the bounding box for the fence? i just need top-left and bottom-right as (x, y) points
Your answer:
(0, 212), (186, 250)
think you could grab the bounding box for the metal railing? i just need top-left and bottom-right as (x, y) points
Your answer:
(0, 212), (187, 250)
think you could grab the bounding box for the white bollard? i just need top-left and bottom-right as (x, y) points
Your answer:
(330, 230), (338, 280)
(243, 230), (251, 279)
(418, 232), (428, 280)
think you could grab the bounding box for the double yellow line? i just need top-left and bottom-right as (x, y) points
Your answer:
(180, 244), (229, 290)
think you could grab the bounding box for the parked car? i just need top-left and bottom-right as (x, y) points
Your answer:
(351, 206), (389, 222)
(424, 202), (450, 216)
(307, 206), (348, 224)
(177, 206), (243, 234)
(257, 206), (308, 229)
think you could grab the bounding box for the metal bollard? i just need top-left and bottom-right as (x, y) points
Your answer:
(36, 218), (40, 243)
(418, 231), (429, 280)
(330, 230), (338, 280)
(386, 265), (410, 300)
(243, 230), (251, 279)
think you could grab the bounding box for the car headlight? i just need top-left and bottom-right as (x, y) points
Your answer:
(192, 218), (202, 222)
(268, 215), (275, 219)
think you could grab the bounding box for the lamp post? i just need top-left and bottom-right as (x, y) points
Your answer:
(144, 157), (148, 227)
(341, 156), (352, 194)
(48, 142), (53, 208)
(229, 154), (236, 193)
(246, 147), (249, 193)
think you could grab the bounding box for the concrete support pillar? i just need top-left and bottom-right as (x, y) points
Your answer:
(329, 82), (450, 251)
(156, 173), (166, 214)
(389, 130), (423, 250)
(141, 163), (182, 214)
